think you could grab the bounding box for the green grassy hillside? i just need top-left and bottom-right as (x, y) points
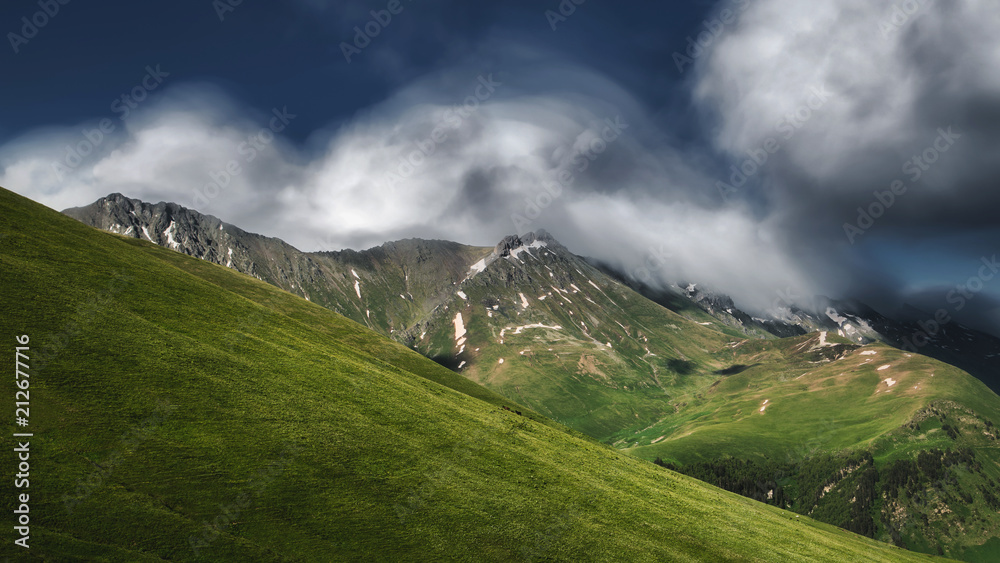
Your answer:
(624, 334), (998, 458)
(412, 237), (766, 440)
(624, 332), (1000, 561)
(0, 186), (945, 561)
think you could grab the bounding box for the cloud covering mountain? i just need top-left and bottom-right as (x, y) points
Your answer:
(2, 0), (998, 330)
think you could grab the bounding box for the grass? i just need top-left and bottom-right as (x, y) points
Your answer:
(0, 186), (951, 561)
(623, 334), (1000, 460)
(414, 243), (741, 441)
(620, 333), (1000, 560)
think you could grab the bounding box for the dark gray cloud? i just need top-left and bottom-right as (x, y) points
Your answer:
(690, 0), (1000, 327)
(698, 0), (1000, 233)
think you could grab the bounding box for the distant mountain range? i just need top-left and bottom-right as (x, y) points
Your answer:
(60, 192), (1000, 559)
(65, 193), (1000, 394)
(612, 271), (1000, 395)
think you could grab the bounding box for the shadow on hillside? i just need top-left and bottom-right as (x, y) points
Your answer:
(714, 364), (759, 376)
(430, 355), (462, 371)
(667, 359), (696, 375)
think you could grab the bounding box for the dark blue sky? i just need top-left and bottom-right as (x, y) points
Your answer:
(0, 0), (712, 145)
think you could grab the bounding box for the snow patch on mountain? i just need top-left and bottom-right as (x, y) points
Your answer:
(826, 308), (848, 325)
(499, 323), (562, 340)
(551, 287), (572, 304)
(163, 221), (180, 249)
(469, 258), (487, 277)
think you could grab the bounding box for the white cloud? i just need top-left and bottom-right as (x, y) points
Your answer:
(0, 70), (822, 315)
(560, 193), (813, 311)
(695, 0), (1000, 197)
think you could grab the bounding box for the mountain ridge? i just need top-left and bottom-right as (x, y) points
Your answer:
(65, 192), (1000, 395)
(60, 191), (1000, 559)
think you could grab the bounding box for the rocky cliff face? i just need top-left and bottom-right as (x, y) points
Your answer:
(64, 192), (270, 278)
(64, 193), (488, 335)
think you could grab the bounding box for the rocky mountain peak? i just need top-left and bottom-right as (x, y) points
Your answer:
(493, 230), (559, 257)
